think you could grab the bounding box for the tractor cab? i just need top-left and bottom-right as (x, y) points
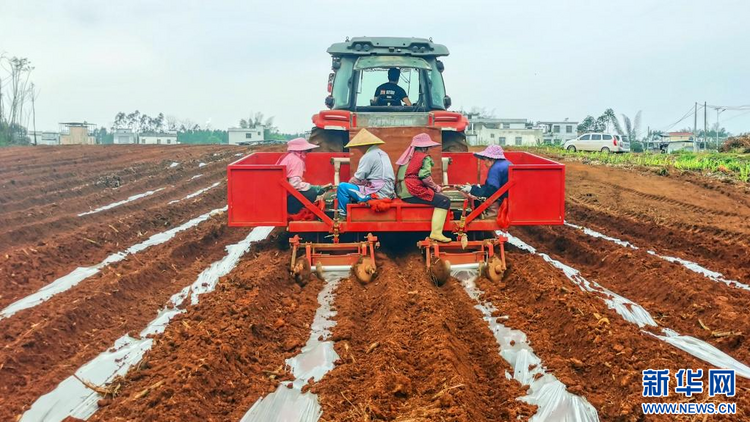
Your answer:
(330, 51), (448, 113)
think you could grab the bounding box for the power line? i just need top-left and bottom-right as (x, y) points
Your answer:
(721, 108), (750, 123)
(657, 105), (697, 132)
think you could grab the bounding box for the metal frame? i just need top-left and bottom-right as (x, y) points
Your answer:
(418, 234), (507, 268)
(290, 233), (378, 268)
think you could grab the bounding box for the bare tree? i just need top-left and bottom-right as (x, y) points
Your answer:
(1, 55), (35, 144)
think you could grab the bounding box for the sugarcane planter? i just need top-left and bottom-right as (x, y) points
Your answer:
(226, 38), (565, 285)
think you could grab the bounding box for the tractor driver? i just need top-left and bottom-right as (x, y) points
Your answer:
(372, 68), (413, 106)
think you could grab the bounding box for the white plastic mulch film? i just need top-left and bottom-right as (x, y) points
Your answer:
(564, 222), (748, 291)
(239, 270), (348, 422)
(503, 231), (750, 380)
(168, 181), (221, 205)
(451, 266), (599, 422)
(77, 187), (165, 216)
(0, 207), (228, 320)
(20, 226), (273, 422)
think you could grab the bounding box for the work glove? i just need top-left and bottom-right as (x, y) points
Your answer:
(460, 183), (473, 193)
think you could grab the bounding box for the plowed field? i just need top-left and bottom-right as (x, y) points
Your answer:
(1, 146), (748, 421)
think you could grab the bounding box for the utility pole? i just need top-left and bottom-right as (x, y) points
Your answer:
(31, 83), (37, 146)
(716, 108), (725, 151)
(703, 101), (707, 151)
(693, 102), (698, 152)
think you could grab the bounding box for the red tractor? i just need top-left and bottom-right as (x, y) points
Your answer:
(228, 38), (565, 285)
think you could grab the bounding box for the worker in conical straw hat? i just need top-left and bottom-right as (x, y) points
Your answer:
(460, 144), (511, 217)
(276, 137), (331, 214)
(337, 129), (395, 216)
(395, 133), (451, 242)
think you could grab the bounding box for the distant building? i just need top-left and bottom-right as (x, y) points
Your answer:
(29, 131), (60, 145)
(537, 120), (579, 144)
(465, 118), (542, 147)
(113, 128), (137, 144)
(59, 122), (96, 145)
(228, 126), (265, 145)
(656, 132), (695, 152)
(139, 132), (178, 145)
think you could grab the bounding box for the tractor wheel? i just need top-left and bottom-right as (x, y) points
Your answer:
(353, 256), (376, 284)
(292, 258), (312, 286)
(308, 127), (347, 152)
(442, 131), (469, 152)
(485, 255), (506, 283)
(429, 258), (451, 287)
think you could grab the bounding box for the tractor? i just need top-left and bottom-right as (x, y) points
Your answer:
(227, 37), (565, 285)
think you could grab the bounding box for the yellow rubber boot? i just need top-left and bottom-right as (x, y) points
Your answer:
(430, 208), (452, 243)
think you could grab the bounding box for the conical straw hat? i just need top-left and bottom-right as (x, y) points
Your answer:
(345, 128), (385, 148)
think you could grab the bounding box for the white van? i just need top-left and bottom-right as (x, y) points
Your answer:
(564, 133), (630, 153)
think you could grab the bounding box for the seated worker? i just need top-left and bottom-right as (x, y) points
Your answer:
(276, 138), (331, 214)
(372, 68), (413, 106)
(337, 129), (395, 216)
(461, 144), (511, 215)
(395, 133), (451, 242)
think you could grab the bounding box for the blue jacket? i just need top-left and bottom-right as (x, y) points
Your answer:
(470, 159), (510, 202)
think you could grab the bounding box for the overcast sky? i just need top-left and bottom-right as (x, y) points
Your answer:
(1, 0), (749, 135)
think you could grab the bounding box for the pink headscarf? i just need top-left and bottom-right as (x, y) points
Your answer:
(276, 151), (307, 179)
(396, 133), (441, 166)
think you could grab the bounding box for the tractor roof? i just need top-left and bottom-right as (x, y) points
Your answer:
(327, 37), (449, 57)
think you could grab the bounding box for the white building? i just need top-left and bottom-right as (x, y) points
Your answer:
(139, 132), (178, 145)
(537, 120), (579, 144)
(113, 128), (137, 144)
(465, 118), (542, 147)
(29, 131), (60, 145)
(228, 126), (264, 145)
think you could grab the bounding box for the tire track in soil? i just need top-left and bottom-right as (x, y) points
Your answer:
(311, 253), (536, 421)
(476, 249), (750, 421)
(566, 203), (750, 283)
(0, 217), (248, 421)
(514, 224), (750, 364)
(0, 187), (228, 310)
(87, 246), (326, 422)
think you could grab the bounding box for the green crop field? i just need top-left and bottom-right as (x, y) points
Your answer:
(512, 146), (750, 183)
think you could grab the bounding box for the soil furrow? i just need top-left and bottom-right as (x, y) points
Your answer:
(311, 252), (536, 421)
(0, 217), (249, 421)
(87, 245), (326, 421)
(566, 202), (750, 282)
(0, 187), (227, 309)
(513, 224), (750, 363)
(0, 159), (229, 244)
(476, 249), (750, 421)
(0, 146), (239, 214)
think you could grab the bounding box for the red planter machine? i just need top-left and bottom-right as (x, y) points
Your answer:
(227, 142), (565, 285)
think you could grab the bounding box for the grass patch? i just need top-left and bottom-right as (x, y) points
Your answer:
(507, 146), (750, 183)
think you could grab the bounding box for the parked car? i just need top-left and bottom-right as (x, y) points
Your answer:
(563, 133), (630, 153)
